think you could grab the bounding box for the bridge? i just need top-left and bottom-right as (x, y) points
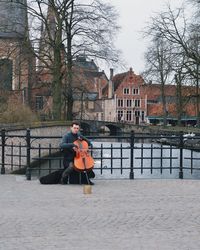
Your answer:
(79, 120), (137, 135)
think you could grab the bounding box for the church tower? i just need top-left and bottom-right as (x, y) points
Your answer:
(0, 0), (35, 104)
(0, 0), (28, 38)
(38, 3), (58, 70)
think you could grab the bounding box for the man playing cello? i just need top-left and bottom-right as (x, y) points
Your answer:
(60, 121), (94, 185)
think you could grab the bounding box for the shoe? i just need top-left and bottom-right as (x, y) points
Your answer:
(60, 176), (68, 185)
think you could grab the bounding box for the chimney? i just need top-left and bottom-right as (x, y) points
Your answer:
(98, 78), (102, 99)
(108, 68), (114, 98)
(110, 68), (114, 80)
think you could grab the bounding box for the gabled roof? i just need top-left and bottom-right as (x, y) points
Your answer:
(112, 72), (127, 91)
(83, 70), (108, 80)
(74, 56), (99, 71)
(102, 72), (127, 97)
(142, 83), (198, 100)
(73, 92), (98, 101)
(147, 101), (197, 117)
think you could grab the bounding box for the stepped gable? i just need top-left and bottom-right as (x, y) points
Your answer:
(109, 68), (144, 93)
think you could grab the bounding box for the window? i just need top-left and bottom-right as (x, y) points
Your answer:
(117, 110), (123, 121)
(132, 88), (139, 95)
(123, 88), (130, 95)
(117, 99), (123, 107)
(147, 100), (158, 104)
(135, 110), (140, 117)
(0, 59), (13, 90)
(126, 110), (132, 121)
(126, 99), (132, 107)
(135, 99), (141, 107)
(35, 96), (43, 110)
(141, 111), (145, 121)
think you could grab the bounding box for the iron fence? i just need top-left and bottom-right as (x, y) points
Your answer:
(1, 129), (200, 180)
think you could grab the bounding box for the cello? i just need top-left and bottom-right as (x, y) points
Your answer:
(73, 139), (94, 172)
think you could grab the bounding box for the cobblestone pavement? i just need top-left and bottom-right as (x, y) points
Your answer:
(0, 175), (200, 250)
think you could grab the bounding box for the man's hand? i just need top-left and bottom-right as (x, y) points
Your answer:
(72, 144), (78, 151)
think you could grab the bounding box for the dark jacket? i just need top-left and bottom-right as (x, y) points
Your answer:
(60, 131), (92, 162)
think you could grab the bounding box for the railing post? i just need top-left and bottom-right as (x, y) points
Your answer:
(129, 130), (134, 179)
(1, 129), (6, 174)
(26, 129), (31, 180)
(179, 131), (184, 179)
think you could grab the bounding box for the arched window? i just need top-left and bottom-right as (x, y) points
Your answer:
(0, 59), (13, 90)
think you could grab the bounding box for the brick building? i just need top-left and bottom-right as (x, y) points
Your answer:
(30, 3), (109, 120)
(143, 84), (198, 126)
(114, 68), (146, 124)
(71, 56), (109, 121)
(0, 1), (198, 125)
(103, 68), (147, 124)
(0, 0), (35, 106)
(102, 68), (199, 126)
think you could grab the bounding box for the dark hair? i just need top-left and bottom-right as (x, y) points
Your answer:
(71, 121), (80, 127)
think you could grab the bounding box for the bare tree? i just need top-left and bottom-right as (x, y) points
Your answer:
(143, 3), (200, 126)
(61, 0), (120, 120)
(143, 36), (173, 126)
(24, 0), (120, 120)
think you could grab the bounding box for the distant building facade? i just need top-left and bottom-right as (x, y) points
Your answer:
(102, 68), (199, 126)
(0, 1), (199, 125)
(72, 56), (108, 121)
(102, 68), (147, 124)
(114, 68), (146, 124)
(0, 0), (35, 105)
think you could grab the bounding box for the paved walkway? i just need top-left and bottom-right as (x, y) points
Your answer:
(0, 175), (200, 250)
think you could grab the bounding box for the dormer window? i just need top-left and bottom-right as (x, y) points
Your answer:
(123, 88), (130, 95)
(133, 88), (139, 95)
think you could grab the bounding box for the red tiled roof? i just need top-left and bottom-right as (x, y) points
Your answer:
(147, 102), (197, 117)
(142, 83), (198, 101)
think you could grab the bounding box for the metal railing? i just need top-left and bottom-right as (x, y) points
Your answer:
(1, 129), (200, 180)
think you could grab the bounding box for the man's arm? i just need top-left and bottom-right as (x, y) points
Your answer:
(60, 134), (76, 149)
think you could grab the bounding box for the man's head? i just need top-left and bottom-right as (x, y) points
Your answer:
(70, 121), (80, 134)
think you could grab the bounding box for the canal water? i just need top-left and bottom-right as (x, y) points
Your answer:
(32, 140), (200, 180)
(92, 141), (200, 179)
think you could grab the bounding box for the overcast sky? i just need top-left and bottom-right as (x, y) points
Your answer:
(106, 0), (185, 75)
